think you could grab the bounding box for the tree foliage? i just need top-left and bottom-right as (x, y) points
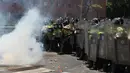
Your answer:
(91, 4), (103, 18)
(107, 0), (130, 18)
(91, 4), (102, 8)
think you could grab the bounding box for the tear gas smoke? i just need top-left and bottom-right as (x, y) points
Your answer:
(0, 12), (9, 36)
(0, 7), (49, 65)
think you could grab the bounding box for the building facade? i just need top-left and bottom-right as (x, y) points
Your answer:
(41, 0), (106, 19)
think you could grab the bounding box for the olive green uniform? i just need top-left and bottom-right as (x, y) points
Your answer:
(43, 24), (54, 51)
(62, 24), (74, 53)
(53, 25), (63, 52)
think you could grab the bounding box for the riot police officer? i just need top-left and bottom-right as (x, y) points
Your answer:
(87, 18), (100, 69)
(53, 19), (63, 54)
(70, 18), (77, 54)
(42, 22), (54, 52)
(60, 18), (74, 54)
(112, 17), (126, 38)
(63, 18), (76, 54)
(110, 18), (127, 73)
(72, 18), (79, 56)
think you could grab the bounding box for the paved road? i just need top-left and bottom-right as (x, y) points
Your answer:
(0, 52), (105, 73)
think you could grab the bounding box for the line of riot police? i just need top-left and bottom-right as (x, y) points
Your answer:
(41, 17), (130, 73)
(41, 17), (79, 54)
(74, 17), (130, 73)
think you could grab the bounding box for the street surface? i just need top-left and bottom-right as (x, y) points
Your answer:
(0, 52), (105, 73)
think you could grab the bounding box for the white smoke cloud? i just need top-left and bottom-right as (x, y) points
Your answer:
(0, 12), (10, 36)
(0, 7), (49, 65)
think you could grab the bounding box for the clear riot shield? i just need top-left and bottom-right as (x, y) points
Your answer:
(105, 20), (116, 62)
(97, 20), (107, 59)
(84, 21), (90, 56)
(114, 19), (130, 65)
(88, 23), (99, 62)
(88, 33), (98, 62)
(97, 20), (116, 62)
(76, 20), (86, 50)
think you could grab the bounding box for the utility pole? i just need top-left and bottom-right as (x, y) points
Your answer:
(80, 0), (84, 20)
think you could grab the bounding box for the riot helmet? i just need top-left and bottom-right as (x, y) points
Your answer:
(83, 18), (87, 21)
(53, 23), (57, 29)
(92, 18), (99, 24)
(56, 19), (61, 25)
(47, 28), (53, 32)
(119, 18), (124, 24)
(74, 18), (79, 23)
(70, 18), (75, 24)
(113, 17), (124, 26)
(59, 17), (64, 22)
(63, 19), (69, 26)
(91, 18), (99, 26)
(65, 17), (70, 23)
(50, 19), (54, 24)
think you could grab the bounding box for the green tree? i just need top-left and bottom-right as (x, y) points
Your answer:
(91, 4), (103, 18)
(107, 0), (130, 18)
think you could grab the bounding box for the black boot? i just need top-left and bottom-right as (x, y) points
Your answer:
(58, 52), (64, 55)
(87, 60), (93, 68)
(90, 63), (98, 70)
(84, 61), (89, 64)
(76, 47), (80, 57)
(77, 53), (84, 60)
(71, 52), (76, 56)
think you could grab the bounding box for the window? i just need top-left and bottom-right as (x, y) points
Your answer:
(44, 2), (48, 6)
(62, 4), (66, 7)
(68, 4), (71, 8)
(57, 3), (59, 6)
